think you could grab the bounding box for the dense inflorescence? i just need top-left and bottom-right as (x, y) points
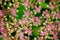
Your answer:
(0, 0), (60, 40)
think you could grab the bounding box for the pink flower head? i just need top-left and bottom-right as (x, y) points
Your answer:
(24, 27), (32, 36)
(2, 9), (7, 15)
(24, 11), (30, 17)
(46, 24), (55, 31)
(49, 3), (56, 10)
(1, 28), (8, 37)
(19, 32), (24, 37)
(46, 25), (51, 31)
(31, 4), (35, 9)
(0, 10), (3, 17)
(0, 26), (3, 31)
(50, 12), (56, 18)
(50, 24), (55, 29)
(58, 0), (60, 2)
(43, 10), (50, 19)
(43, 10), (49, 14)
(0, 0), (2, 4)
(23, 0), (29, 7)
(0, 27), (8, 37)
(27, 29), (32, 36)
(34, 7), (42, 13)
(40, 31), (44, 35)
(30, 16), (35, 23)
(0, 17), (2, 23)
(56, 11), (60, 18)
(21, 18), (27, 24)
(44, 31), (48, 36)
(10, 7), (16, 16)
(19, 31), (24, 40)
(35, 17), (41, 24)
(14, 21), (20, 27)
(23, 2), (29, 7)
(52, 31), (58, 40)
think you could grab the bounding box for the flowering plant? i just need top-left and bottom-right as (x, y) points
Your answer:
(0, 0), (60, 40)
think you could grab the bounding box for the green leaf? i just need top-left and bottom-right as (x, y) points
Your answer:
(39, 2), (49, 8)
(32, 0), (37, 4)
(58, 6), (60, 10)
(0, 37), (3, 40)
(16, 4), (24, 21)
(32, 26), (39, 37)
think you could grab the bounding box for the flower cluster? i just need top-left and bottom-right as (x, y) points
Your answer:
(0, 0), (60, 40)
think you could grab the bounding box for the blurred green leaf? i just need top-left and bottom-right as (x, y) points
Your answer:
(0, 37), (3, 40)
(32, 0), (37, 4)
(39, 2), (49, 8)
(32, 26), (39, 37)
(58, 6), (60, 10)
(16, 4), (24, 21)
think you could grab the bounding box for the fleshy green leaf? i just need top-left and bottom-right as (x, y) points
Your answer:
(39, 2), (49, 8)
(32, 26), (39, 37)
(16, 4), (24, 21)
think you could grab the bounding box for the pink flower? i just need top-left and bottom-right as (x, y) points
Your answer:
(31, 4), (35, 9)
(46, 24), (55, 31)
(50, 12), (56, 18)
(0, 10), (3, 17)
(0, 17), (2, 23)
(43, 10), (50, 19)
(19, 31), (24, 40)
(52, 31), (58, 40)
(27, 29), (32, 36)
(23, 2), (29, 7)
(24, 27), (32, 36)
(40, 31), (44, 36)
(23, 0), (29, 7)
(0, 21), (5, 26)
(2, 9), (7, 15)
(0, 0), (2, 4)
(34, 7), (42, 13)
(58, 0), (60, 2)
(14, 22), (20, 27)
(1, 28), (8, 37)
(35, 17), (41, 24)
(10, 7), (16, 16)
(30, 16), (35, 23)
(21, 18), (27, 24)
(50, 24), (55, 29)
(49, 3), (56, 10)
(24, 11), (30, 17)
(44, 31), (48, 36)
(0, 27), (3, 31)
(56, 11), (60, 18)
(46, 25), (51, 31)
(0, 27), (8, 37)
